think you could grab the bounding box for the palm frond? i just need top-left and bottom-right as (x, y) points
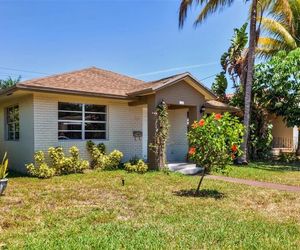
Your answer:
(179, 0), (195, 28)
(260, 17), (297, 49)
(194, 0), (234, 26)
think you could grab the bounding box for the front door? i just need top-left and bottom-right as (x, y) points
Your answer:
(167, 109), (188, 163)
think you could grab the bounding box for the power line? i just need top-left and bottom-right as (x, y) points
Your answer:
(199, 73), (217, 81)
(0, 66), (49, 76)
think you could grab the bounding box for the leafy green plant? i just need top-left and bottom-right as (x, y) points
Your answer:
(89, 146), (123, 170)
(48, 146), (89, 174)
(26, 151), (55, 179)
(86, 140), (106, 154)
(124, 159), (148, 174)
(27, 146), (89, 178)
(0, 153), (9, 179)
(188, 113), (244, 193)
(278, 151), (298, 164)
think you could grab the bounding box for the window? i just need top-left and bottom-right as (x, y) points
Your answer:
(58, 102), (107, 140)
(6, 105), (20, 141)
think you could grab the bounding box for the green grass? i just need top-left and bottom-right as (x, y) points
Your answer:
(213, 162), (300, 186)
(1, 169), (300, 249)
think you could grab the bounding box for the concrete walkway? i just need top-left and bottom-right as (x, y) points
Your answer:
(168, 163), (202, 175)
(207, 175), (300, 193)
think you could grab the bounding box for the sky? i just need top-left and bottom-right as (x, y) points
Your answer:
(0, 0), (249, 91)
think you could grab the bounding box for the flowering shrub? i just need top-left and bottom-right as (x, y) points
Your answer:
(188, 113), (244, 192)
(124, 159), (148, 174)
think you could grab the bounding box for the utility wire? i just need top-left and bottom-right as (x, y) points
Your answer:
(0, 66), (49, 75)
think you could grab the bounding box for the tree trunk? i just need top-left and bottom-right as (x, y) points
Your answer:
(195, 167), (205, 195)
(296, 128), (300, 156)
(241, 0), (257, 163)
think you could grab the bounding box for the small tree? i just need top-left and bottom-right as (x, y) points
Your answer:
(188, 113), (244, 194)
(255, 48), (300, 153)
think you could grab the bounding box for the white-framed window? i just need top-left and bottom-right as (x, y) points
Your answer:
(58, 102), (107, 140)
(6, 105), (20, 141)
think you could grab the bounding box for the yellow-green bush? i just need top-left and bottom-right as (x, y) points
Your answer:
(26, 151), (55, 179)
(124, 159), (148, 174)
(26, 146), (89, 178)
(90, 146), (123, 170)
(48, 146), (89, 174)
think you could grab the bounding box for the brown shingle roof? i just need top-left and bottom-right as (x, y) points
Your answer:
(204, 100), (240, 112)
(18, 67), (145, 97)
(15, 67), (215, 99)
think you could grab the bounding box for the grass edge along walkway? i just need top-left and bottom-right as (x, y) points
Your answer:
(207, 175), (300, 192)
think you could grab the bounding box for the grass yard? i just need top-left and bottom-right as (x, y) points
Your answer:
(1, 169), (300, 249)
(213, 162), (300, 186)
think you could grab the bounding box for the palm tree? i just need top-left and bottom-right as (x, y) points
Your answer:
(257, 0), (300, 57)
(179, 0), (258, 162)
(0, 76), (21, 89)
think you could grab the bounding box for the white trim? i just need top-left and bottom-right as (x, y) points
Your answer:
(142, 107), (148, 160)
(58, 102), (107, 140)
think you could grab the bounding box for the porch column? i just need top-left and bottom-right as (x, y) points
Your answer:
(188, 105), (201, 126)
(147, 95), (157, 170)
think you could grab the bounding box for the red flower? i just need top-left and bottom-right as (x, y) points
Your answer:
(199, 119), (205, 126)
(215, 113), (222, 120)
(189, 147), (196, 155)
(231, 154), (235, 160)
(231, 144), (238, 152)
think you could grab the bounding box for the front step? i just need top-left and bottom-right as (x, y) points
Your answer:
(168, 163), (203, 175)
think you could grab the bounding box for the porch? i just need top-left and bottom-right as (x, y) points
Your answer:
(128, 73), (240, 169)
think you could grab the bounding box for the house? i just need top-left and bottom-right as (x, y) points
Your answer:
(0, 67), (238, 173)
(270, 115), (298, 154)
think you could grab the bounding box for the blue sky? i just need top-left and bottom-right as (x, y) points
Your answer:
(0, 0), (249, 91)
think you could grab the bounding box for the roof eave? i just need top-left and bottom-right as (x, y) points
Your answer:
(14, 84), (131, 100)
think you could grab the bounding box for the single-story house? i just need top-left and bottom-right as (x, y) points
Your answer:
(0, 67), (239, 173)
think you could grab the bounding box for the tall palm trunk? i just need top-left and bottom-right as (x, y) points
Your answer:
(241, 0), (258, 162)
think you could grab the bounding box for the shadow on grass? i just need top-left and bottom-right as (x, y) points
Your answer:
(248, 161), (300, 172)
(173, 189), (225, 199)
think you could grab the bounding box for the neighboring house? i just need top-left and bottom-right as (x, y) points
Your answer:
(269, 115), (298, 154)
(0, 67), (238, 172)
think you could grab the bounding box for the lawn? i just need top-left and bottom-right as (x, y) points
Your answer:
(213, 162), (300, 186)
(1, 169), (300, 249)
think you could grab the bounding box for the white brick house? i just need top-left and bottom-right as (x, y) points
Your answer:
(0, 67), (238, 172)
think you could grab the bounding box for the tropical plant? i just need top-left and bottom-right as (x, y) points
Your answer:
(26, 151), (55, 179)
(211, 72), (229, 103)
(0, 153), (9, 179)
(188, 113), (244, 193)
(254, 48), (300, 153)
(26, 146), (89, 178)
(257, 0), (300, 58)
(0, 76), (21, 89)
(88, 146), (123, 170)
(124, 159), (148, 174)
(179, 0), (258, 162)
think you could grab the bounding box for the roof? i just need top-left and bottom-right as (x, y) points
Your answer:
(17, 67), (145, 98)
(2, 67), (216, 99)
(204, 100), (240, 112)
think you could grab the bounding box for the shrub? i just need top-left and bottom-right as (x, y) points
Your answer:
(26, 146), (89, 178)
(90, 146), (123, 170)
(86, 140), (106, 154)
(278, 151), (297, 163)
(188, 113), (244, 193)
(124, 159), (148, 174)
(26, 151), (55, 179)
(0, 153), (9, 179)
